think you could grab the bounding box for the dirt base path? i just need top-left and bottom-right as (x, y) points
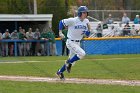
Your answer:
(0, 75), (140, 86)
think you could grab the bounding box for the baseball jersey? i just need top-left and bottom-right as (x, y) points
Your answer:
(11, 32), (19, 39)
(33, 31), (40, 40)
(26, 32), (34, 40)
(2, 33), (11, 39)
(0, 33), (2, 39)
(62, 17), (89, 40)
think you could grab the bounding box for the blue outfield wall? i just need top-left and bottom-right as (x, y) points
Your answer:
(56, 38), (140, 55)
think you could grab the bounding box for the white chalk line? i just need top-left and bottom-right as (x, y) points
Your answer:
(0, 75), (139, 86)
(0, 57), (140, 63)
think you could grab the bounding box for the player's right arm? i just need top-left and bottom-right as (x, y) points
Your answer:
(59, 18), (74, 39)
(59, 20), (65, 39)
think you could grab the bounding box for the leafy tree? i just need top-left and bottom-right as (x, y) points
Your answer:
(38, 0), (69, 36)
(0, 0), (9, 13)
(7, 0), (29, 14)
(1, 0), (140, 35)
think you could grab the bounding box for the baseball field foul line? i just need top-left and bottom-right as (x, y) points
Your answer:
(0, 75), (139, 86)
(0, 57), (140, 64)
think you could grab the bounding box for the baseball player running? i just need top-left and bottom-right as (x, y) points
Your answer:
(56, 6), (91, 80)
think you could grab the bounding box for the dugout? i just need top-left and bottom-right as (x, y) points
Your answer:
(0, 14), (53, 33)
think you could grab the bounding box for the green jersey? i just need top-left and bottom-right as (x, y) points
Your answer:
(46, 31), (55, 43)
(62, 29), (68, 42)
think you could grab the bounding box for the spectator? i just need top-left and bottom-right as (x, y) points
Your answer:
(40, 30), (49, 56)
(61, 26), (69, 56)
(33, 28), (40, 40)
(33, 28), (41, 56)
(0, 32), (2, 56)
(10, 30), (19, 56)
(116, 23), (123, 36)
(105, 14), (114, 24)
(46, 27), (57, 56)
(11, 30), (19, 39)
(137, 30), (140, 35)
(109, 25), (116, 37)
(96, 23), (102, 37)
(134, 14), (140, 24)
(123, 22), (131, 36)
(26, 28), (34, 56)
(2, 29), (11, 56)
(18, 28), (27, 56)
(131, 25), (136, 35)
(122, 13), (130, 24)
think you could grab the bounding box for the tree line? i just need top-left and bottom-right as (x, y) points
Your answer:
(0, 0), (140, 34)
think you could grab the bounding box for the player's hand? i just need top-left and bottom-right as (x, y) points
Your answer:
(59, 33), (65, 39)
(41, 38), (48, 40)
(82, 30), (90, 36)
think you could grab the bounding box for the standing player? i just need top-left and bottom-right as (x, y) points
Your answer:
(56, 6), (91, 80)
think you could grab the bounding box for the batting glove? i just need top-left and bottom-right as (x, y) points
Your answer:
(82, 30), (90, 36)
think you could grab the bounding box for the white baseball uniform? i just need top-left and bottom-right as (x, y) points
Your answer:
(62, 16), (89, 59)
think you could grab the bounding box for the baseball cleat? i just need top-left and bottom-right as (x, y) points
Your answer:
(56, 71), (65, 80)
(65, 61), (72, 73)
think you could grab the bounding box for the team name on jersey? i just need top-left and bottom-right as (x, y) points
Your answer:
(75, 25), (86, 29)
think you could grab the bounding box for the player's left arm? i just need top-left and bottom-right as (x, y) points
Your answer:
(83, 23), (91, 37)
(59, 20), (65, 39)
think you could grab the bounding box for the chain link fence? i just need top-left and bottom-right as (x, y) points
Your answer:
(75, 10), (140, 55)
(79, 10), (140, 37)
(81, 38), (140, 55)
(88, 10), (140, 21)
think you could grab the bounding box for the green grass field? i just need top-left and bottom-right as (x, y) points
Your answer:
(0, 54), (140, 93)
(0, 80), (139, 93)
